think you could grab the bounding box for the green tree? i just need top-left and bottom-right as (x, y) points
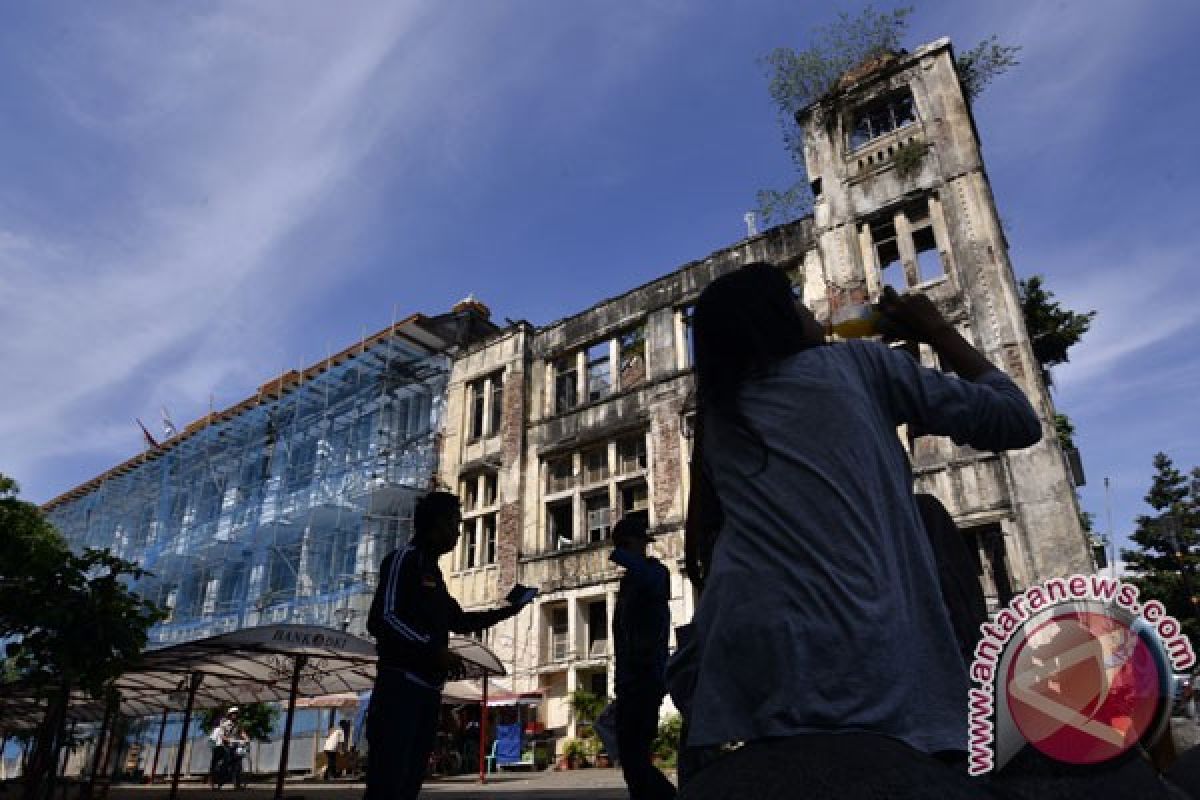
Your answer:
(197, 703), (279, 743)
(1018, 275), (1097, 388)
(758, 6), (1020, 224)
(0, 474), (164, 800)
(1122, 454), (1200, 652)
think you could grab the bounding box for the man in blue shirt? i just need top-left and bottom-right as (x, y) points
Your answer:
(610, 512), (677, 799)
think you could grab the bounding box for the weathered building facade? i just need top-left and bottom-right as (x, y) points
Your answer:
(437, 38), (1093, 741)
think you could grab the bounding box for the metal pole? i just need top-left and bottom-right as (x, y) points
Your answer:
(1105, 477), (1116, 580)
(478, 678), (488, 784)
(84, 695), (115, 800)
(274, 655), (307, 800)
(149, 708), (169, 783)
(169, 673), (202, 800)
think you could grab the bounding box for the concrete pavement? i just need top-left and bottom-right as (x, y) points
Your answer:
(104, 769), (640, 799)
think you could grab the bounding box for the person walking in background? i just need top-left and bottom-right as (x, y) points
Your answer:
(364, 490), (536, 800)
(610, 512), (677, 800)
(322, 721), (344, 780)
(208, 707), (238, 789)
(675, 263), (1041, 798)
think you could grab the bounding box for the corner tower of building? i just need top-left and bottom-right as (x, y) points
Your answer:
(796, 38), (1093, 586)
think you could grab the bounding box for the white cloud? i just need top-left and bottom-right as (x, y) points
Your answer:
(2, 3), (686, 502)
(1049, 240), (1197, 392)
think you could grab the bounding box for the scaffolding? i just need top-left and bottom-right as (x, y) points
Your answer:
(44, 321), (454, 646)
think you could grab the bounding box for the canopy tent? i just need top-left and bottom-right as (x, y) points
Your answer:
(0, 624), (506, 798)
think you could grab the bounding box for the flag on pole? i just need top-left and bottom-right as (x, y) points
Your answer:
(136, 418), (161, 450)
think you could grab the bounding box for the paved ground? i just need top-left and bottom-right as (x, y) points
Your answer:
(102, 769), (642, 799)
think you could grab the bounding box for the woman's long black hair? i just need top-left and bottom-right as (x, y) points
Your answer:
(684, 262), (815, 590)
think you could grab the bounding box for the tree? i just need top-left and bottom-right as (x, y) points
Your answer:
(758, 6), (1020, 225)
(197, 703), (279, 743)
(1018, 275), (1097, 388)
(1121, 454), (1200, 653)
(0, 474), (164, 800)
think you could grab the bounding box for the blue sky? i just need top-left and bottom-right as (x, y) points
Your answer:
(2, 1), (1197, 560)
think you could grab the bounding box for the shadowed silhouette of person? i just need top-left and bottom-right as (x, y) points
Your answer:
(671, 263), (1043, 799)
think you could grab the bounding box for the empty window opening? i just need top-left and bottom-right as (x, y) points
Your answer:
(617, 435), (647, 474)
(849, 88), (916, 150)
(584, 448), (609, 485)
(482, 514), (497, 565)
(619, 481), (649, 517)
(546, 457), (574, 494)
(549, 607), (569, 661)
(469, 379), (486, 440)
(548, 500), (574, 550)
(679, 305), (696, 368)
(619, 327), (646, 390)
(554, 357), (578, 413)
(462, 520), (479, 569)
(587, 602), (608, 657)
(489, 375), (503, 435)
(584, 493), (611, 543)
(586, 342), (612, 403)
(871, 218), (906, 294)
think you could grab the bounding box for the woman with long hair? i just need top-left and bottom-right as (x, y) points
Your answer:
(675, 262), (1041, 797)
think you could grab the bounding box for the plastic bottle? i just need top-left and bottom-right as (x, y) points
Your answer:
(830, 304), (884, 338)
(829, 302), (914, 340)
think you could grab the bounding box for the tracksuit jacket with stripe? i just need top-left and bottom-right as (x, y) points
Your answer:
(367, 545), (514, 688)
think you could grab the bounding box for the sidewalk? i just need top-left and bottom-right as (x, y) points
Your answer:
(105, 768), (641, 799)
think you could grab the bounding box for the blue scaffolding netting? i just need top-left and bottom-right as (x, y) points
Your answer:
(45, 326), (451, 647)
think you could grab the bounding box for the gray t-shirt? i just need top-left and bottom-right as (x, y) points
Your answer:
(685, 339), (1040, 754)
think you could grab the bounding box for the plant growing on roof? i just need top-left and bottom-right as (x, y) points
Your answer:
(757, 6), (1020, 225)
(891, 139), (929, 179)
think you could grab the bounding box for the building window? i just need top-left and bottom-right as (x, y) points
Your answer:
(483, 473), (498, 506)
(619, 480), (648, 517)
(482, 513), (497, 565)
(584, 493), (611, 543)
(867, 197), (946, 291)
(547, 456), (574, 494)
(870, 217), (904, 293)
(469, 379), (486, 440)
(462, 475), (479, 511)
(554, 357), (578, 413)
(548, 500), (574, 550)
(489, 375), (504, 435)
(617, 435), (647, 475)
(848, 88), (916, 150)
(461, 520), (479, 569)
(549, 606), (569, 662)
(587, 601), (608, 658)
(618, 327), (646, 390)
(907, 199), (944, 283)
(678, 305), (695, 368)
(583, 447), (609, 485)
(586, 342), (611, 403)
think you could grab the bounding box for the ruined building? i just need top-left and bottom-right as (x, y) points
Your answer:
(40, 37), (1091, 748)
(438, 38), (1093, 736)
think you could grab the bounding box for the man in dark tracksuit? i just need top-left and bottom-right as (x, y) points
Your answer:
(364, 491), (530, 800)
(610, 513), (677, 800)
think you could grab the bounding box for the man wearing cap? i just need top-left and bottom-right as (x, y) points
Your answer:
(364, 490), (535, 800)
(610, 513), (677, 799)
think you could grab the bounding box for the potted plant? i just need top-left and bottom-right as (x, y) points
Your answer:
(561, 738), (588, 770)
